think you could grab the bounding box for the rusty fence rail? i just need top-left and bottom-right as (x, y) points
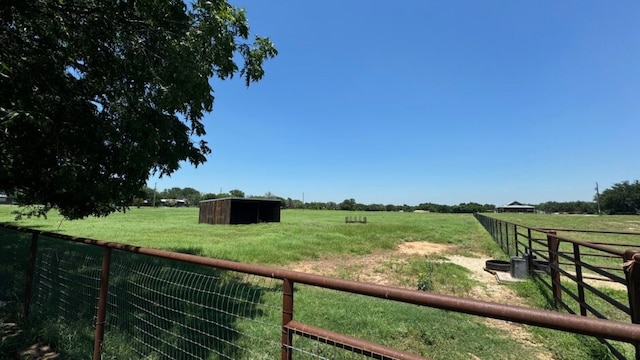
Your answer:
(474, 213), (640, 359)
(4, 223), (640, 359)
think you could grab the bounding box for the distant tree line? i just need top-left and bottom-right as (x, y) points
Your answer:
(598, 180), (640, 215)
(415, 202), (496, 213)
(535, 201), (597, 214)
(134, 187), (253, 207)
(131, 180), (640, 215)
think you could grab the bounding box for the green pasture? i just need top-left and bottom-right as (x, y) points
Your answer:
(0, 206), (504, 265)
(492, 212), (640, 243)
(0, 206), (634, 359)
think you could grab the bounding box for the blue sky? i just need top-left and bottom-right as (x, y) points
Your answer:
(150, 1), (639, 206)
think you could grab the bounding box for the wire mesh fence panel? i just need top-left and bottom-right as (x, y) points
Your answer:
(31, 236), (101, 324)
(104, 251), (283, 359)
(287, 337), (386, 360)
(286, 333), (421, 360)
(24, 236), (104, 357)
(0, 226), (31, 307)
(30, 237), (103, 322)
(287, 285), (433, 359)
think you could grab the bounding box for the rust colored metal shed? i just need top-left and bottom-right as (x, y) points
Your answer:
(198, 198), (281, 225)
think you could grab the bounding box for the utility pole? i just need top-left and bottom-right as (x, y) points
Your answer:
(595, 182), (601, 215)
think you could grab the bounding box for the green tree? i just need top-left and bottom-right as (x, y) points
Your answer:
(536, 201), (596, 214)
(339, 198), (356, 211)
(132, 185), (158, 207)
(229, 189), (245, 198)
(201, 193), (218, 200)
(181, 187), (202, 206)
(599, 180), (640, 215)
(0, 0), (277, 219)
(161, 187), (184, 200)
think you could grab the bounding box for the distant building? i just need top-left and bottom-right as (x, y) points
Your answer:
(496, 201), (535, 213)
(0, 193), (13, 205)
(159, 198), (188, 207)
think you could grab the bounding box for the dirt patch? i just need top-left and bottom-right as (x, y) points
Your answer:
(396, 242), (455, 255)
(0, 321), (61, 359)
(287, 242), (457, 287)
(285, 241), (554, 360)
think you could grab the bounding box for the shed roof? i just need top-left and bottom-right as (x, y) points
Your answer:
(497, 201), (535, 208)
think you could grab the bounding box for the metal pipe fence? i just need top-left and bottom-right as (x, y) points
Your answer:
(4, 222), (640, 359)
(474, 213), (640, 359)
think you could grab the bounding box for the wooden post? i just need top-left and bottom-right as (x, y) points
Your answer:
(623, 250), (640, 359)
(24, 232), (39, 318)
(281, 279), (294, 360)
(573, 243), (587, 316)
(92, 248), (112, 360)
(547, 231), (562, 308)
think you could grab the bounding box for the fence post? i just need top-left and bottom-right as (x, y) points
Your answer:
(24, 232), (39, 318)
(490, 219), (496, 242)
(505, 223), (510, 256)
(92, 248), (112, 360)
(623, 250), (640, 359)
(573, 243), (587, 316)
(526, 228), (534, 274)
(493, 219), (498, 242)
(281, 278), (294, 360)
(513, 224), (518, 256)
(547, 231), (562, 308)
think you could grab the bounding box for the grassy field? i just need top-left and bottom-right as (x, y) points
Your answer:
(492, 213), (640, 231)
(0, 206), (633, 359)
(0, 206), (505, 265)
(492, 212), (640, 245)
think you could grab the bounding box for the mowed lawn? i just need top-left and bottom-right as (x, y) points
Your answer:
(0, 206), (502, 265)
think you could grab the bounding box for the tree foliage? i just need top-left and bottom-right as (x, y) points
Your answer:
(229, 189), (245, 198)
(0, 0), (276, 219)
(599, 180), (640, 215)
(535, 201), (596, 214)
(339, 198), (357, 211)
